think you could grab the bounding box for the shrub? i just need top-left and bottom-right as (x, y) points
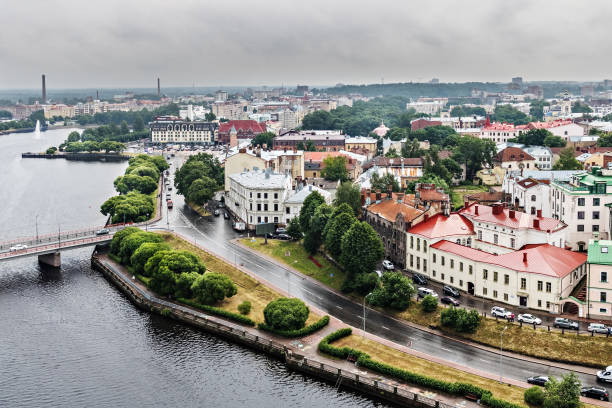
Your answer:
(341, 272), (378, 295)
(369, 271), (415, 311)
(421, 294), (438, 312)
(263, 298), (309, 331)
(237, 301), (252, 315)
(145, 250), (207, 296)
(178, 297), (255, 326)
(318, 328), (370, 360)
(130, 242), (170, 275)
(191, 273), (237, 305)
(258, 315), (330, 337)
(441, 307), (481, 333)
(524, 386), (545, 407)
(110, 227), (140, 255)
(175, 271), (200, 298)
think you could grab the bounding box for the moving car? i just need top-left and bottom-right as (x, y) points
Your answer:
(553, 317), (579, 330)
(382, 260), (394, 270)
(518, 314), (542, 325)
(214, 209), (220, 216)
(443, 285), (460, 298)
(580, 386), (609, 401)
(491, 306), (514, 320)
(95, 228), (110, 235)
(412, 274), (428, 286)
(588, 323), (609, 334)
(527, 376), (549, 386)
(597, 366), (612, 383)
(440, 296), (460, 306)
(9, 244), (28, 251)
(418, 287), (438, 299)
(223, 212), (230, 220)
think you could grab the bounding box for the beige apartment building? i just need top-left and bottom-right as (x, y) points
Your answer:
(587, 239), (612, 320)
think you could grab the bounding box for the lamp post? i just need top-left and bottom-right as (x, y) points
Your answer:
(499, 326), (508, 383)
(363, 292), (372, 338)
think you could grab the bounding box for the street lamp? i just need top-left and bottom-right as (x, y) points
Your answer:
(499, 325), (508, 383)
(363, 292), (373, 338)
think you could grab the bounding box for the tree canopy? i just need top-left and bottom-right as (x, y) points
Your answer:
(553, 147), (583, 170)
(191, 272), (237, 305)
(452, 136), (496, 181)
(340, 221), (384, 277)
(251, 131), (276, 148)
(333, 182), (362, 216)
(369, 271), (416, 311)
(321, 156), (349, 182)
(299, 191), (325, 231)
(370, 172), (401, 193)
(492, 104), (530, 125)
(263, 298), (310, 331)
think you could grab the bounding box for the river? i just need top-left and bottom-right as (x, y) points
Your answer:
(0, 128), (387, 407)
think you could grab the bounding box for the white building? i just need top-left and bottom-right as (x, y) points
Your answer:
(284, 185), (332, 224)
(406, 100), (445, 115)
(150, 117), (217, 144)
(504, 177), (552, 217)
(480, 123), (526, 144)
(523, 145), (554, 170)
(278, 109), (299, 130)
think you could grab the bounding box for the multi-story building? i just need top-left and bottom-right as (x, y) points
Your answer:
(527, 120), (584, 141)
(227, 169), (293, 229)
(586, 238), (612, 320)
(504, 177), (551, 216)
(217, 120), (267, 144)
(344, 136), (377, 157)
(43, 104), (76, 119)
(550, 168), (612, 250)
(278, 109), (299, 130)
(480, 122), (527, 144)
(303, 151), (361, 180)
(273, 131), (345, 152)
(406, 100), (445, 115)
(495, 147), (537, 172)
(215, 90), (228, 102)
(361, 156), (424, 189)
(212, 101), (248, 120)
(522, 145), (553, 170)
(284, 185), (332, 224)
(149, 116), (217, 144)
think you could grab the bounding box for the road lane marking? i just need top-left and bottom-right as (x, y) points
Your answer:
(440, 347), (453, 353)
(382, 326), (390, 330)
(335, 305), (343, 309)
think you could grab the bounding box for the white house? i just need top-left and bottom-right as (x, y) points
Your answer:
(283, 185), (331, 224)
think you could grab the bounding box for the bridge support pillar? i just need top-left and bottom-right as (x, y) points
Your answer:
(38, 252), (61, 268)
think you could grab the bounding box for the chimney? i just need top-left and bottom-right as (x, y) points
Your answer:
(536, 209), (542, 218)
(533, 219), (540, 229)
(509, 210), (515, 218)
(464, 200), (469, 209)
(492, 203), (503, 215)
(523, 252), (528, 263)
(475, 205), (479, 215)
(397, 193), (404, 203)
(239, 148), (246, 154)
(424, 213), (429, 221)
(387, 185), (392, 199)
(41, 74), (46, 103)
(375, 189), (382, 202)
(157, 77), (161, 97)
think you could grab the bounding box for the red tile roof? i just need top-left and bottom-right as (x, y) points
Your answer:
(219, 120), (267, 134)
(304, 151), (346, 162)
(367, 198), (424, 223)
(527, 120), (573, 129)
(483, 122), (528, 131)
(458, 203), (565, 232)
(430, 241), (586, 278)
(417, 184), (449, 202)
(408, 213), (474, 238)
(495, 147), (535, 163)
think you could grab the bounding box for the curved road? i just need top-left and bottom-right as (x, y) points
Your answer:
(154, 154), (611, 399)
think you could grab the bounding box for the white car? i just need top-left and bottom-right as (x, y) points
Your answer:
(9, 244), (28, 252)
(518, 314), (542, 325)
(588, 323), (609, 334)
(491, 306), (514, 319)
(597, 367), (612, 383)
(382, 260), (394, 270)
(418, 287), (438, 298)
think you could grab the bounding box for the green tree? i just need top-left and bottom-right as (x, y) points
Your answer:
(369, 271), (416, 311)
(174, 153), (224, 195)
(323, 202), (355, 238)
(127, 165), (159, 180)
(303, 203), (332, 254)
(65, 142), (86, 152)
(543, 373), (581, 408)
(175, 271), (200, 298)
(133, 114), (145, 131)
(145, 250), (206, 296)
(67, 131), (81, 143)
(301, 110), (334, 129)
(186, 176), (217, 206)
(339, 221), (384, 277)
(572, 101), (592, 114)
(543, 135), (566, 147)
(263, 298), (310, 331)
(120, 120), (130, 134)
(82, 141), (100, 152)
(237, 300), (252, 315)
(100, 192), (154, 223)
(324, 212), (357, 258)
(45, 146), (57, 154)
(493, 104), (530, 125)
(386, 127), (409, 141)
(299, 191), (325, 231)
(385, 147), (400, 158)
(130, 242), (171, 274)
(343, 272), (379, 295)
(100, 140), (126, 153)
(401, 138), (423, 158)
(109, 227), (140, 255)
(333, 182), (362, 217)
(440, 307), (481, 333)
(597, 132), (612, 147)
(305, 140), (317, 151)
(286, 217), (302, 240)
(370, 172), (400, 193)
(114, 174), (158, 194)
(321, 156), (348, 182)
(251, 131), (276, 148)
(452, 136), (496, 181)
(553, 147), (583, 170)
(524, 386), (546, 407)
(118, 231), (164, 264)
(205, 112), (216, 121)
(530, 100), (550, 120)
(421, 294), (438, 312)
(191, 272), (237, 305)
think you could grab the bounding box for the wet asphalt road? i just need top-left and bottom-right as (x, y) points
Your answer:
(153, 154), (611, 396)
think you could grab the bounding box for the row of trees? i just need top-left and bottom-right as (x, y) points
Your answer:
(62, 140), (126, 153)
(174, 153), (224, 206)
(74, 103), (179, 127)
(509, 128), (566, 147)
(0, 110), (45, 131)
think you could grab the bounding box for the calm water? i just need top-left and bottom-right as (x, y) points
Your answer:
(0, 128), (386, 407)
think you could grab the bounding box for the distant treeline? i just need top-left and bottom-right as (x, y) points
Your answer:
(74, 103), (180, 127)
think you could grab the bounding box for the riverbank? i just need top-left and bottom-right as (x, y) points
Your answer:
(22, 152), (130, 161)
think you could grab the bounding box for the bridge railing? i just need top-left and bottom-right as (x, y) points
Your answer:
(0, 235), (113, 259)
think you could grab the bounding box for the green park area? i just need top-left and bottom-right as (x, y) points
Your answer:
(450, 184), (490, 210)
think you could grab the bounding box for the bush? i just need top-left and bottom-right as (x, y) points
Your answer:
(441, 307), (481, 333)
(341, 272), (378, 295)
(110, 227), (140, 255)
(178, 298), (256, 326)
(237, 301), (252, 315)
(258, 315), (330, 337)
(421, 294), (438, 312)
(191, 272), (237, 305)
(524, 386), (545, 407)
(317, 328), (370, 360)
(263, 298), (309, 331)
(175, 271), (200, 298)
(369, 271), (415, 311)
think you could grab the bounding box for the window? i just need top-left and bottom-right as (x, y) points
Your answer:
(593, 211), (600, 220)
(249, 192), (253, 198)
(504, 293), (509, 301)
(493, 290), (498, 298)
(546, 301), (550, 309)
(450, 276), (454, 284)
(538, 299), (541, 307)
(494, 234), (498, 244)
(257, 216), (261, 223)
(410, 255), (413, 267)
(250, 203), (253, 210)
(264, 193), (268, 199)
(601, 292), (607, 303)
(469, 265), (473, 275)
(577, 225), (584, 232)
(577, 211), (584, 219)
(460, 262), (464, 272)
(520, 278), (526, 290)
(441, 273), (445, 281)
(504, 274), (509, 285)
(416, 238), (420, 251)
(483, 269), (488, 279)
(424, 243), (427, 253)
(531, 195), (536, 202)
(441, 256), (445, 266)
(537, 281), (543, 291)
(600, 308), (607, 313)
(274, 204), (278, 211)
(416, 257), (420, 270)
(257, 192), (261, 199)
(410, 236), (414, 249)
(510, 238), (515, 249)
(578, 198), (585, 206)
(602, 272), (608, 283)
(478, 230), (482, 240)
(483, 288), (488, 295)
(423, 260), (427, 272)
(593, 225), (600, 232)
(546, 282), (552, 293)
(459, 280), (463, 287)
(493, 271), (498, 282)
(450, 259), (454, 268)
(257, 203), (261, 211)
(274, 193), (278, 199)
(433, 253), (437, 263)
(286, 207), (290, 214)
(433, 270), (436, 277)
(264, 216), (268, 223)
(593, 198), (600, 206)
(264, 204), (268, 211)
(273, 216), (278, 223)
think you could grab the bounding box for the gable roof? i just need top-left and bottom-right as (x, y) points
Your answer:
(496, 147), (535, 163)
(367, 199), (424, 223)
(458, 203), (565, 232)
(408, 213), (474, 238)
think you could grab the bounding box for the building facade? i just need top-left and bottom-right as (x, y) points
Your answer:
(273, 131), (345, 152)
(150, 117), (217, 144)
(586, 239), (612, 320)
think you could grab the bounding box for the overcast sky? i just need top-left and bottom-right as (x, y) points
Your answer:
(1, 0), (611, 89)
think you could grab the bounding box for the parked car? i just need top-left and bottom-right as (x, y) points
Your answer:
(440, 296), (460, 306)
(276, 233), (291, 240)
(382, 260), (394, 270)
(275, 227), (287, 234)
(217, 202), (225, 208)
(213, 209), (220, 216)
(224, 212), (230, 220)
(527, 376), (549, 386)
(412, 274), (428, 286)
(95, 228), (110, 236)
(491, 306), (514, 320)
(588, 323), (609, 334)
(9, 244), (28, 252)
(597, 367), (612, 383)
(443, 285), (460, 298)
(418, 287), (438, 299)
(518, 314), (542, 325)
(580, 386), (609, 401)
(553, 317), (579, 330)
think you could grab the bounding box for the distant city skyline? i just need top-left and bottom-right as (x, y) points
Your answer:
(2, 0), (612, 89)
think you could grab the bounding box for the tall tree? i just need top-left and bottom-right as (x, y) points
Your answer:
(298, 191), (325, 232)
(370, 172), (401, 192)
(333, 182), (362, 217)
(369, 271), (416, 311)
(543, 373), (581, 408)
(251, 131), (275, 147)
(339, 221), (384, 277)
(401, 137), (423, 158)
(492, 104), (530, 125)
(452, 136), (496, 181)
(133, 114), (145, 131)
(303, 203), (332, 254)
(324, 212), (357, 258)
(553, 147), (583, 170)
(321, 156), (349, 181)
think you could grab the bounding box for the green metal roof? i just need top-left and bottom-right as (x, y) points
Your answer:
(587, 239), (612, 265)
(579, 173), (612, 186)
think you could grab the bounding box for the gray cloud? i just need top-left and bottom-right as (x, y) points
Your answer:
(1, 0), (611, 89)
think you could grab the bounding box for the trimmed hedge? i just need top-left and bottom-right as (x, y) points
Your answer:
(258, 315), (330, 338)
(178, 297), (256, 327)
(318, 328), (525, 408)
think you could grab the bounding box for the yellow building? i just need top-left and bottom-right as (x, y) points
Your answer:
(44, 104), (76, 118)
(345, 136), (377, 155)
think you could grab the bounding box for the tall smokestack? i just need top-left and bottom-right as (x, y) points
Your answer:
(42, 74), (46, 103)
(157, 77), (160, 97)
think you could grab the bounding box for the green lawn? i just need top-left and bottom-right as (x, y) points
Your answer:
(450, 184), (489, 209)
(240, 238), (347, 291)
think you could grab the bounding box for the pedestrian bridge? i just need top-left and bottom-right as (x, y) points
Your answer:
(0, 225), (125, 267)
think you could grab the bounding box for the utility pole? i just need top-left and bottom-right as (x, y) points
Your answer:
(499, 326), (508, 383)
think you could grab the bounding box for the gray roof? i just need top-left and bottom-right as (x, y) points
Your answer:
(285, 185), (331, 204)
(522, 170), (581, 182)
(229, 170), (290, 189)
